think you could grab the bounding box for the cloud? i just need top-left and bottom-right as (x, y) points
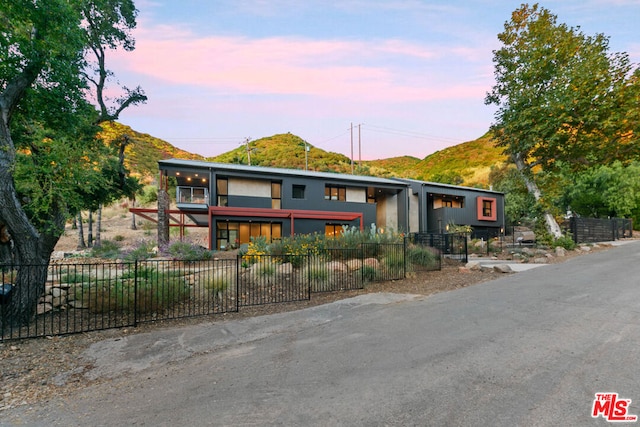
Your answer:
(109, 21), (493, 104)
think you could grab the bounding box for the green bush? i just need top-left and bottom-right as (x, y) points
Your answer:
(90, 240), (121, 259)
(163, 240), (212, 261)
(78, 266), (190, 314)
(123, 240), (156, 261)
(553, 234), (576, 250)
(361, 265), (378, 281)
(407, 245), (438, 268)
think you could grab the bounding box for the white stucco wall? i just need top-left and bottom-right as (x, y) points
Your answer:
(346, 187), (366, 203)
(228, 178), (271, 197)
(408, 193), (420, 233)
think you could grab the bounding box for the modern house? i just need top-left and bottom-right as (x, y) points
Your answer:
(154, 159), (504, 249)
(400, 179), (505, 239)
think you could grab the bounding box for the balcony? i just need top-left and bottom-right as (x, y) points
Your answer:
(177, 186), (209, 208)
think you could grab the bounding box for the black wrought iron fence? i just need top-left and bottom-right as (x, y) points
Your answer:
(237, 254), (310, 306)
(409, 233), (467, 264)
(1, 240), (444, 341)
(0, 259), (239, 341)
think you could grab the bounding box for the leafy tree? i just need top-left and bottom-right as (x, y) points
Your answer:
(562, 161), (640, 221)
(489, 163), (538, 228)
(485, 3), (640, 237)
(0, 0), (144, 327)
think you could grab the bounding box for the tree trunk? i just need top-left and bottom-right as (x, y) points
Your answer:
(76, 212), (86, 250)
(513, 154), (563, 238)
(130, 198), (137, 230)
(94, 205), (102, 248)
(87, 210), (93, 248)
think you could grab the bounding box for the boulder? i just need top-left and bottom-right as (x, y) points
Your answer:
(493, 264), (513, 273)
(326, 261), (348, 273)
(555, 247), (566, 257)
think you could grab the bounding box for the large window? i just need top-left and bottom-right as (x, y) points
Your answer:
(325, 185), (346, 201)
(325, 223), (348, 237)
(216, 221), (282, 250)
(217, 178), (228, 207)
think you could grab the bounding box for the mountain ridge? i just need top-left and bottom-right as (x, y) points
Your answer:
(100, 122), (508, 188)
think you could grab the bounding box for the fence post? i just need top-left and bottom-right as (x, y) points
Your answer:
(403, 238), (407, 278)
(235, 255), (240, 312)
(133, 260), (138, 327)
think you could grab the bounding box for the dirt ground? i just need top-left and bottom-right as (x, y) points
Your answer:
(0, 205), (616, 411)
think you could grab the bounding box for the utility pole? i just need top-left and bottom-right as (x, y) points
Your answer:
(244, 137), (252, 166)
(350, 122), (354, 174)
(305, 141), (309, 171)
(358, 124), (361, 164)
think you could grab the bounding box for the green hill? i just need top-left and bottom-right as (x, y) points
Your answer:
(98, 122), (205, 183)
(210, 133), (355, 174)
(407, 133), (508, 187)
(104, 122), (509, 188)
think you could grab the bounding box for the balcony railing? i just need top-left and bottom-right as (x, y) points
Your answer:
(177, 186), (209, 205)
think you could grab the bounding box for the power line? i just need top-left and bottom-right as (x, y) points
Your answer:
(362, 124), (463, 144)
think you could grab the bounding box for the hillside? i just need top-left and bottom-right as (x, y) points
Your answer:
(104, 122), (508, 188)
(98, 122), (205, 182)
(408, 133), (508, 187)
(210, 133), (355, 174)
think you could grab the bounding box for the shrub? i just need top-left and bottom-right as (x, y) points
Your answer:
(78, 266), (190, 314)
(200, 272), (231, 293)
(407, 245), (438, 269)
(163, 240), (212, 261)
(122, 240), (156, 261)
(90, 240), (121, 259)
(361, 265), (378, 281)
(553, 234), (576, 250)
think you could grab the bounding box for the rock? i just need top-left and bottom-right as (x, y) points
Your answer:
(579, 245), (592, 252)
(533, 257), (548, 264)
(465, 261), (481, 271)
(68, 300), (87, 309)
(51, 287), (67, 298)
(37, 303), (53, 315)
(276, 263), (293, 274)
(555, 247), (566, 257)
(345, 259), (363, 270)
(325, 261), (348, 273)
(493, 264), (513, 273)
(458, 267), (471, 273)
(363, 258), (379, 269)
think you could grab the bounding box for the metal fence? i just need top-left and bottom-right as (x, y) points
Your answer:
(409, 233), (467, 263)
(568, 217), (633, 243)
(1, 240), (443, 341)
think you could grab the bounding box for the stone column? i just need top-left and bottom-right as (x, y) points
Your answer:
(157, 189), (170, 247)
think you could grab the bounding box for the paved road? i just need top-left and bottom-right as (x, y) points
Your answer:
(4, 241), (640, 426)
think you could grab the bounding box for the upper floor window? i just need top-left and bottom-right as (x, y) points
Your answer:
(292, 184), (305, 199)
(217, 178), (228, 207)
(477, 197), (497, 221)
(271, 181), (281, 209)
(325, 185), (346, 201)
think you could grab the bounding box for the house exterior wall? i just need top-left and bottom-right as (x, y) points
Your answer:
(158, 160), (504, 249)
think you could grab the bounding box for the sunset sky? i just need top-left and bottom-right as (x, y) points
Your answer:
(110, 1), (640, 160)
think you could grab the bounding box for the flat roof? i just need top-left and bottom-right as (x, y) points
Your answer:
(159, 159), (408, 187)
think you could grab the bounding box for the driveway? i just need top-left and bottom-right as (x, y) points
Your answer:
(4, 241), (640, 426)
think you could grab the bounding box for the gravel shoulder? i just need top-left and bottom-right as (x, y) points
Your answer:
(0, 226), (616, 412)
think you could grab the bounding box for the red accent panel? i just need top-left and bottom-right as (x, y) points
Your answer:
(476, 197), (497, 221)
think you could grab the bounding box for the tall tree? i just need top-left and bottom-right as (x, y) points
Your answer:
(485, 3), (640, 237)
(0, 0), (144, 327)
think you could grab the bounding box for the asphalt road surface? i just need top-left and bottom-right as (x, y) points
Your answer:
(4, 241), (640, 426)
